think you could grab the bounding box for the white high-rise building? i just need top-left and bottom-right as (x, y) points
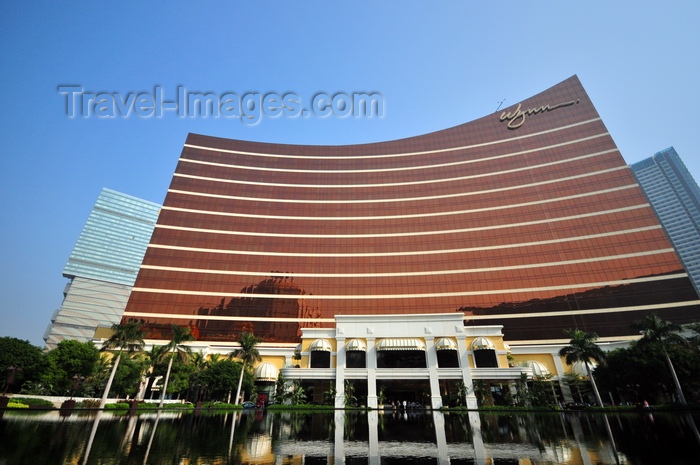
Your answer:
(43, 188), (160, 349)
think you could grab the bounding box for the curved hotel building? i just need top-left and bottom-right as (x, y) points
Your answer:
(120, 76), (700, 407)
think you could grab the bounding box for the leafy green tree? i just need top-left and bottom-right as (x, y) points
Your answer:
(196, 359), (241, 401)
(156, 325), (196, 407)
(230, 331), (261, 404)
(152, 355), (195, 399)
(632, 314), (688, 404)
(473, 380), (493, 406)
(128, 345), (164, 400)
(456, 381), (469, 407)
(82, 353), (113, 398)
(323, 386), (336, 405)
(286, 380), (307, 405)
(100, 321), (146, 407)
(560, 373), (593, 404)
(274, 373), (287, 404)
(110, 355), (145, 398)
(189, 351), (209, 375)
(594, 344), (667, 403)
(41, 340), (99, 395)
(344, 379), (357, 407)
(186, 350), (209, 400)
(0, 337), (46, 394)
(528, 376), (557, 407)
(559, 329), (606, 407)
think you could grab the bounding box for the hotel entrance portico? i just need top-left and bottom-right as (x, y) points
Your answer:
(281, 313), (530, 409)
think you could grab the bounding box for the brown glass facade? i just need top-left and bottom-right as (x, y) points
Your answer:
(123, 76), (700, 344)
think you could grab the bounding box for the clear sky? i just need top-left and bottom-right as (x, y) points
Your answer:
(1, 1), (699, 347)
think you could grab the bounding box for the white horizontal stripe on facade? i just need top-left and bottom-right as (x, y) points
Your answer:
(147, 225), (662, 257)
(160, 185), (641, 221)
(169, 165), (628, 205)
(155, 204), (651, 239)
(123, 299), (699, 325)
(123, 312), (336, 323)
(124, 300), (700, 324)
(140, 248), (675, 278)
(174, 148), (620, 189)
(131, 273), (687, 299)
(183, 118), (603, 160)
(180, 134), (611, 174)
(465, 300), (700, 321)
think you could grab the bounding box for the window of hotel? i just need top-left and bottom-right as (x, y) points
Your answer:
(345, 339), (367, 369)
(435, 337), (460, 368)
(309, 339), (332, 368)
(472, 337), (498, 368)
(376, 338), (427, 369)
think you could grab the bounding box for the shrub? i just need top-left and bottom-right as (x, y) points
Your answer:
(10, 397), (55, 408)
(201, 401), (240, 410)
(144, 402), (193, 410)
(76, 399), (101, 409)
(7, 402), (29, 409)
(104, 402), (131, 410)
(267, 404), (335, 411)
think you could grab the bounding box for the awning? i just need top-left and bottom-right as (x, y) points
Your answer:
(521, 360), (549, 377)
(345, 338), (367, 352)
(309, 338), (332, 352)
(434, 337), (458, 351)
(471, 337), (496, 351)
(254, 362), (279, 382)
(375, 338), (426, 351)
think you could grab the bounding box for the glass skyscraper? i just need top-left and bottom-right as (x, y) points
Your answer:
(44, 188), (160, 349)
(631, 147), (700, 296)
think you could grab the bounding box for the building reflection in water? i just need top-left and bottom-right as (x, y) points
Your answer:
(267, 409), (622, 464)
(9, 408), (700, 464)
(80, 410), (101, 465)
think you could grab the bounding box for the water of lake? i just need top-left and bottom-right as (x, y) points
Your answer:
(1, 408), (699, 464)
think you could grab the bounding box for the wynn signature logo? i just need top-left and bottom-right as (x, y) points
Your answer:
(499, 99), (579, 129)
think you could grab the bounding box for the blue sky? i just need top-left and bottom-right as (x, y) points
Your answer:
(1, 1), (699, 346)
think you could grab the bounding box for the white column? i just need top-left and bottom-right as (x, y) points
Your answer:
(432, 410), (450, 465)
(456, 335), (478, 409)
(334, 410), (346, 465)
(335, 338), (346, 409)
(553, 352), (573, 403)
(368, 410), (380, 465)
(366, 338), (377, 408)
(424, 336), (443, 409)
(468, 410), (487, 465)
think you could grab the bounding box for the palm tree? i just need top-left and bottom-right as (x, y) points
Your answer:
(133, 346), (164, 400)
(559, 328), (606, 407)
(99, 321), (146, 408)
(286, 380), (307, 405)
(229, 331), (261, 405)
(632, 314), (687, 404)
(344, 379), (357, 407)
(158, 325), (196, 407)
(189, 351), (209, 375)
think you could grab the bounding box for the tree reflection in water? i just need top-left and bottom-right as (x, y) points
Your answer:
(1, 408), (700, 464)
